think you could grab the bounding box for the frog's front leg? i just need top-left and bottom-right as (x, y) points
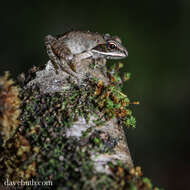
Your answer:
(73, 51), (93, 62)
(72, 51), (93, 70)
(58, 51), (93, 73)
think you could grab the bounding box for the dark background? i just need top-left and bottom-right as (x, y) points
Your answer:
(0, 1), (190, 189)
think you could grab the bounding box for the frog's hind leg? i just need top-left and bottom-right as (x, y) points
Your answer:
(44, 35), (79, 79)
(44, 35), (60, 73)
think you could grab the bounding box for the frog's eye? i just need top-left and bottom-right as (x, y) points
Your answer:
(108, 43), (116, 49)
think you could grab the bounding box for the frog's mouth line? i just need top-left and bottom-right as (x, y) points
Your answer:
(91, 49), (128, 59)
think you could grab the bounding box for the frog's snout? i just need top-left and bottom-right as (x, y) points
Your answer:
(124, 49), (128, 57)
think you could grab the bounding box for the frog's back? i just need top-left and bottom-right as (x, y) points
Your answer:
(57, 30), (105, 54)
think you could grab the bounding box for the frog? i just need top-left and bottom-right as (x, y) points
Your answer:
(44, 30), (128, 77)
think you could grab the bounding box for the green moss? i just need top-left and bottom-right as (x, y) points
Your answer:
(142, 177), (153, 189)
(123, 72), (131, 81)
(0, 64), (163, 189)
(128, 183), (138, 190)
(89, 62), (96, 70)
(93, 80), (136, 128)
(125, 116), (136, 128)
(93, 137), (102, 146)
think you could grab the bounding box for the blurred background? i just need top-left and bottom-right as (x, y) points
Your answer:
(0, 0), (189, 189)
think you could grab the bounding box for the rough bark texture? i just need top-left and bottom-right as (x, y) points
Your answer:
(0, 58), (162, 190)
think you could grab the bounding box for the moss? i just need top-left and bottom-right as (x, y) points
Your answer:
(0, 64), (162, 189)
(0, 72), (20, 146)
(93, 79), (136, 128)
(89, 130), (117, 153)
(108, 164), (162, 190)
(125, 116), (136, 128)
(89, 61), (96, 70)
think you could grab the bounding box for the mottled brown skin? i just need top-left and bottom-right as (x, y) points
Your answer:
(44, 30), (128, 76)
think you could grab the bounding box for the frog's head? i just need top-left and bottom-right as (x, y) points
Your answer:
(91, 34), (128, 59)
